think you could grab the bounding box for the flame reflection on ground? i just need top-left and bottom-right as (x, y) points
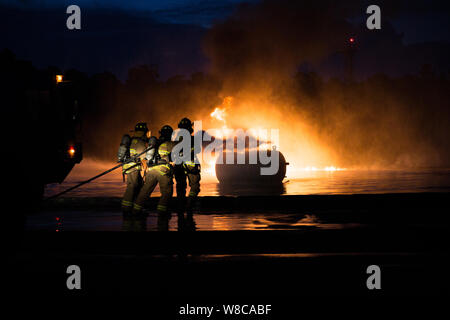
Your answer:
(44, 159), (450, 198)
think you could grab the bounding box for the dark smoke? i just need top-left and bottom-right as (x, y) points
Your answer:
(3, 0), (450, 169)
(203, 0), (359, 91)
(201, 0), (450, 168)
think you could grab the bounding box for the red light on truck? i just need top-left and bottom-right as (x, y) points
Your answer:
(68, 146), (76, 157)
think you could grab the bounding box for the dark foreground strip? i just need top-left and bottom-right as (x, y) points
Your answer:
(20, 225), (448, 255)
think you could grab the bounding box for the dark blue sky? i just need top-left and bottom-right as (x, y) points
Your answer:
(3, 0), (449, 42)
(1, 0), (449, 79)
(2, 0), (251, 27)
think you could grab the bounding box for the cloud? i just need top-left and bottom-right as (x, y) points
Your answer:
(0, 0), (252, 26)
(151, 0), (239, 27)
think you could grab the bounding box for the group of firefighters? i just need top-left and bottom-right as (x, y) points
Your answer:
(118, 118), (200, 221)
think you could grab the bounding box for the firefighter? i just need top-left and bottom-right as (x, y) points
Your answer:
(174, 117), (201, 214)
(118, 122), (151, 217)
(132, 125), (177, 219)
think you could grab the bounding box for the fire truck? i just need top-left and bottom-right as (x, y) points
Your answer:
(24, 74), (83, 204)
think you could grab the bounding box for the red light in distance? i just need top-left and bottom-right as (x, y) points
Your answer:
(68, 146), (75, 157)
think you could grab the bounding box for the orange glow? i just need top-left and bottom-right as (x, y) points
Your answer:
(210, 107), (226, 122)
(200, 95), (346, 179)
(203, 159), (217, 177)
(209, 96), (233, 139)
(68, 146), (76, 157)
(222, 96), (233, 108)
(56, 75), (63, 83)
(324, 166), (345, 172)
(210, 96), (232, 124)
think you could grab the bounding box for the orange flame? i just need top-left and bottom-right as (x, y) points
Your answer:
(210, 107), (226, 122)
(210, 96), (233, 123)
(203, 95), (347, 179)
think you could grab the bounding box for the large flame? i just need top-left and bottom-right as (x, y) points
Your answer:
(210, 96), (233, 127)
(210, 107), (226, 122)
(202, 96), (346, 180)
(208, 96), (234, 139)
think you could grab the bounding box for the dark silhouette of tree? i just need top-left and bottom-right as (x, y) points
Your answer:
(126, 64), (159, 89)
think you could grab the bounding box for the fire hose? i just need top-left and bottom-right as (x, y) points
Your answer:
(44, 147), (152, 201)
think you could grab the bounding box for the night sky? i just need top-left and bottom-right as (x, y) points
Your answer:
(1, 0), (450, 79)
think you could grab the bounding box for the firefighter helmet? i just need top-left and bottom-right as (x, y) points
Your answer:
(159, 125), (173, 141)
(134, 122), (148, 132)
(178, 117), (193, 133)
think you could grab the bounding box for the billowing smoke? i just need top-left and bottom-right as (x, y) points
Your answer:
(204, 0), (358, 88)
(72, 0), (450, 171)
(201, 0), (450, 169)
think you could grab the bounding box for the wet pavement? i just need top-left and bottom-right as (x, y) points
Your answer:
(44, 162), (450, 198)
(9, 193), (450, 296)
(26, 210), (360, 232)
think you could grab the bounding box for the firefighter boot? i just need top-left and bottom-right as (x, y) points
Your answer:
(121, 201), (133, 218)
